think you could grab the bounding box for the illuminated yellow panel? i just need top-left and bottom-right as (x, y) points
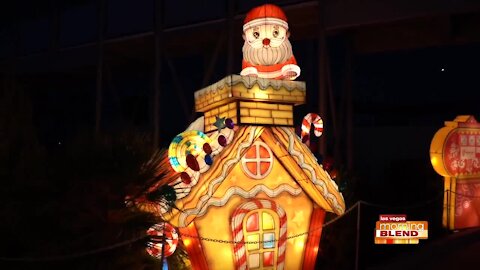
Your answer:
(273, 118), (288, 125)
(255, 117), (273, 125)
(250, 109), (272, 118)
(272, 110), (291, 118)
(262, 212), (275, 230)
(240, 101), (257, 109)
(256, 103), (278, 110)
(247, 234), (259, 251)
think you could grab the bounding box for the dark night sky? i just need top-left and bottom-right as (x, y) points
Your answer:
(2, 2), (480, 269)
(2, 0), (480, 203)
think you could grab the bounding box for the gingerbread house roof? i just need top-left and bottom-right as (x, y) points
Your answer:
(164, 125), (345, 227)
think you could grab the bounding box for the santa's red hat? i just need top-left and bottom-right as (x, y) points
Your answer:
(243, 4), (288, 32)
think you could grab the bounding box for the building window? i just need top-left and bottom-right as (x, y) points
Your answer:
(244, 209), (279, 269)
(241, 141), (274, 179)
(231, 199), (287, 270)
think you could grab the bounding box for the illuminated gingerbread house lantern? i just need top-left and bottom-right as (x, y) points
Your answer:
(163, 75), (345, 270)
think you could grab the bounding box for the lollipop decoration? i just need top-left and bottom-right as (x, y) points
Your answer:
(146, 222), (179, 259)
(128, 117), (236, 222)
(168, 130), (212, 172)
(301, 113), (324, 146)
(160, 117), (236, 210)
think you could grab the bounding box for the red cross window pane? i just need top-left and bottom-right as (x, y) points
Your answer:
(241, 141), (273, 179)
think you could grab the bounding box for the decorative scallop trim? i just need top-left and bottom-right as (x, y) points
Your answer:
(194, 74), (305, 99)
(179, 184), (301, 227)
(280, 127), (344, 214)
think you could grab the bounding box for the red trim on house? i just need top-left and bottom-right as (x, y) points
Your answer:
(303, 207), (326, 270)
(179, 222), (209, 270)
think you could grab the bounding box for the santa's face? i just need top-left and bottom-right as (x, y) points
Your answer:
(243, 24), (288, 49)
(242, 24), (293, 66)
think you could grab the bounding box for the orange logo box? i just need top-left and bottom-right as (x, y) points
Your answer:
(375, 215), (428, 244)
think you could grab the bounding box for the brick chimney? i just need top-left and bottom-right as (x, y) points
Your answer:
(194, 75), (306, 132)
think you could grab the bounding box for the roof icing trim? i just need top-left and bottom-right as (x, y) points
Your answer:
(280, 127), (345, 214)
(178, 184), (301, 227)
(194, 74), (305, 99)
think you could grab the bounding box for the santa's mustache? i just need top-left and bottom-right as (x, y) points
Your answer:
(243, 39), (293, 66)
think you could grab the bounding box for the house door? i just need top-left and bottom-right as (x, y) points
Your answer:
(231, 199), (287, 270)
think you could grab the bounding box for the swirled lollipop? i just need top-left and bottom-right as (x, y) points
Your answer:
(168, 130), (212, 172)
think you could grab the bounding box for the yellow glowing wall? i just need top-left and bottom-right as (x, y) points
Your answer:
(204, 102), (238, 132)
(239, 101), (293, 126)
(192, 151), (314, 270)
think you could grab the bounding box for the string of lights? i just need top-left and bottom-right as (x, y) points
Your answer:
(360, 190), (445, 210)
(180, 201), (362, 244)
(0, 191), (448, 261)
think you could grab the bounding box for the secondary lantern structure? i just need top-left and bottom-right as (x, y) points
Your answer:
(431, 115), (480, 230)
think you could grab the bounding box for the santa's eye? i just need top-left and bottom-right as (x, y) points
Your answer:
(273, 30), (279, 38)
(253, 31), (260, 39)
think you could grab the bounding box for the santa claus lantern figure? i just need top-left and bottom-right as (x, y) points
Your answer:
(241, 4), (301, 80)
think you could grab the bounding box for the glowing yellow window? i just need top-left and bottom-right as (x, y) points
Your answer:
(243, 209), (279, 269)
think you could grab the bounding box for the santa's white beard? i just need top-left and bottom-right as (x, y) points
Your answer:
(243, 39), (293, 66)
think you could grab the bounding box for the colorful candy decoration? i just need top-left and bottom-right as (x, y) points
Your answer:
(146, 222), (179, 259)
(225, 118), (234, 129)
(180, 172), (191, 184)
(218, 135), (227, 147)
(186, 154), (200, 171)
(301, 113), (324, 146)
(203, 143), (212, 154)
(205, 155), (213, 165)
(168, 130), (212, 172)
(161, 117), (236, 212)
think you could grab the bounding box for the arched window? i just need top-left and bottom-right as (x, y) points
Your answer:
(231, 199), (287, 270)
(244, 209), (279, 269)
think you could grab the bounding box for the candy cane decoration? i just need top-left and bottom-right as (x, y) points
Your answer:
(301, 113), (324, 146)
(231, 199), (287, 270)
(146, 222), (179, 259)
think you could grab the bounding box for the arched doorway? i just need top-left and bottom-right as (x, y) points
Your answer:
(231, 199), (287, 270)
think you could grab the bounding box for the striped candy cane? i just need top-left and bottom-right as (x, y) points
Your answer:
(301, 113), (324, 146)
(231, 199), (287, 270)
